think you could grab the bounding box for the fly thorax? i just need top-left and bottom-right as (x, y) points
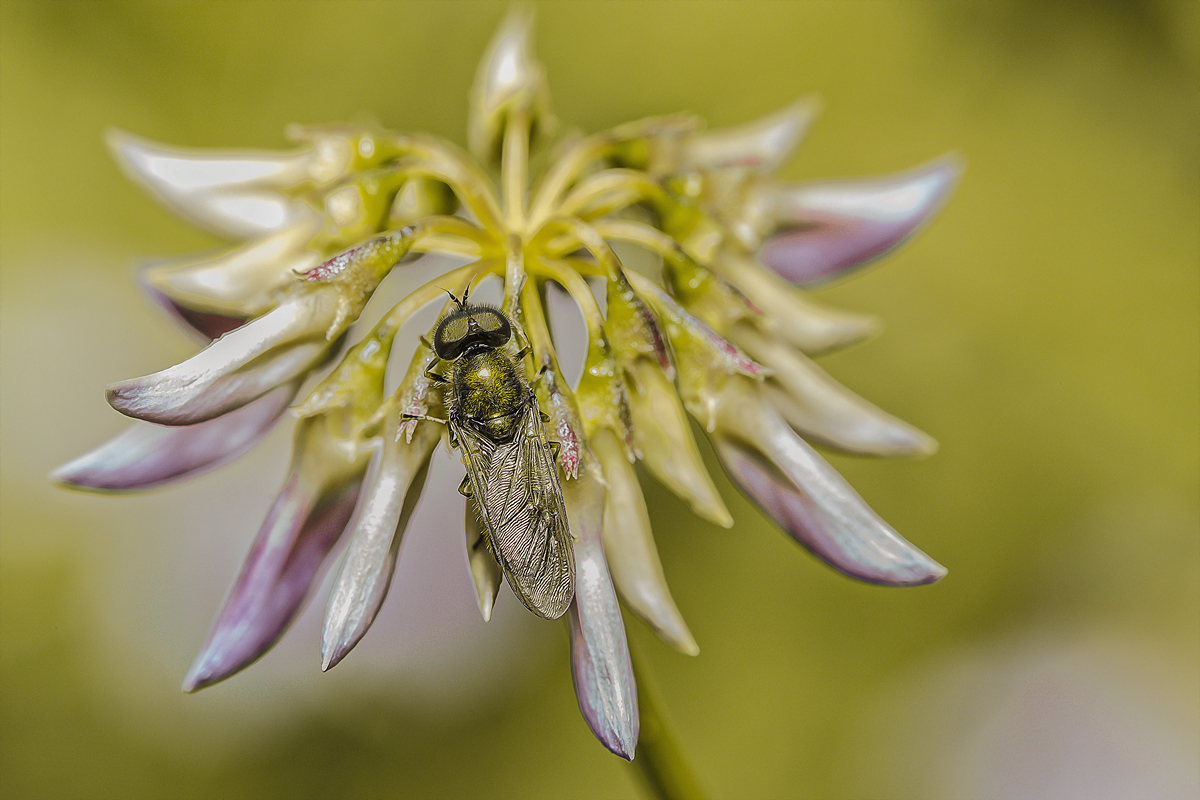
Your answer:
(452, 348), (527, 441)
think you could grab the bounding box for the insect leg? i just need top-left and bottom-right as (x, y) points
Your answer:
(402, 412), (449, 425)
(423, 360), (450, 385)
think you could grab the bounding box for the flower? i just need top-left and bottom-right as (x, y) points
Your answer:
(54, 9), (955, 760)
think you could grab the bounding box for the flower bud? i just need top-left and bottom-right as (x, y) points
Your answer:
(468, 6), (555, 164)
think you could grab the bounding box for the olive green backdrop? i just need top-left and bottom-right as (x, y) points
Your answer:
(2, 2), (1197, 798)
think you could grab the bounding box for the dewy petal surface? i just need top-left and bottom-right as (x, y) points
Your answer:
(183, 417), (367, 692)
(107, 129), (321, 239)
(565, 468), (639, 760)
(52, 381), (298, 493)
(760, 157), (960, 285)
(321, 417), (439, 671)
(594, 428), (699, 656)
(713, 379), (946, 585)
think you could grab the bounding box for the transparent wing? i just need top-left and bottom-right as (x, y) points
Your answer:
(454, 401), (575, 619)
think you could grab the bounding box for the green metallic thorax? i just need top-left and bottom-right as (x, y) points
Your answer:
(449, 347), (528, 442)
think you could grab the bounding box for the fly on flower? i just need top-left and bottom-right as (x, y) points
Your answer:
(52, 5), (957, 763)
(416, 291), (575, 620)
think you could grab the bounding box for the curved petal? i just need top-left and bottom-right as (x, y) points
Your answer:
(138, 218), (322, 324)
(107, 128), (321, 238)
(465, 499), (502, 622)
(565, 467), (639, 761)
(182, 417), (370, 691)
(713, 379), (946, 585)
(712, 251), (881, 355)
(625, 360), (731, 527)
(594, 428), (698, 656)
(51, 381), (298, 493)
(106, 292), (336, 425)
(760, 157), (961, 285)
(320, 418), (439, 670)
(682, 96), (820, 173)
(735, 324), (937, 457)
(143, 284), (249, 342)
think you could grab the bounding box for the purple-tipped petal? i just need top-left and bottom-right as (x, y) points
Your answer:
(182, 419), (368, 691)
(320, 418), (439, 671)
(107, 129), (320, 238)
(51, 382), (298, 493)
(760, 157), (961, 285)
(106, 293), (334, 425)
(713, 380), (946, 585)
(564, 469), (639, 760)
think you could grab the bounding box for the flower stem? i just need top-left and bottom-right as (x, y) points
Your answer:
(629, 644), (707, 800)
(503, 107), (530, 230)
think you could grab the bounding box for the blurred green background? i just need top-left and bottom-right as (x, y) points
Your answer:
(2, 1), (1197, 798)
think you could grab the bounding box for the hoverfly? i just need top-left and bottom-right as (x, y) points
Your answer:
(414, 291), (575, 620)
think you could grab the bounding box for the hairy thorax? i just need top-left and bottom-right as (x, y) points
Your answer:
(449, 348), (528, 442)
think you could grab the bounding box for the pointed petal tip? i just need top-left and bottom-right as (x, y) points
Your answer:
(702, 503), (735, 529)
(912, 433), (939, 458)
(180, 644), (245, 693)
(764, 153), (964, 286)
(320, 640), (344, 672)
(180, 665), (213, 694)
(48, 459), (124, 495)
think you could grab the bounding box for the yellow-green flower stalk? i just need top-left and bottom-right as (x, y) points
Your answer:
(53, 8), (957, 767)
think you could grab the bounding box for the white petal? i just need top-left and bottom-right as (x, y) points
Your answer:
(106, 292), (335, 425)
(140, 218), (321, 318)
(465, 500), (502, 622)
(713, 251), (881, 355)
(320, 419), (440, 670)
(682, 96), (820, 173)
(51, 381), (298, 493)
(714, 379), (946, 585)
(735, 324), (937, 456)
(594, 428), (698, 655)
(762, 157), (961, 285)
(107, 128), (319, 238)
(565, 469), (639, 760)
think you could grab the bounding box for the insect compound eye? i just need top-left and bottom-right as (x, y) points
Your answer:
(466, 307), (511, 347)
(433, 310), (471, 360)
(432, 305), (512, 360)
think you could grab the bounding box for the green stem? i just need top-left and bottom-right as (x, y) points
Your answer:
(502, 108), (530, 230)
(629, 644), (707, 800)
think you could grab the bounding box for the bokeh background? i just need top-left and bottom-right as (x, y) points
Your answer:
(2, 1), (1197, 798)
